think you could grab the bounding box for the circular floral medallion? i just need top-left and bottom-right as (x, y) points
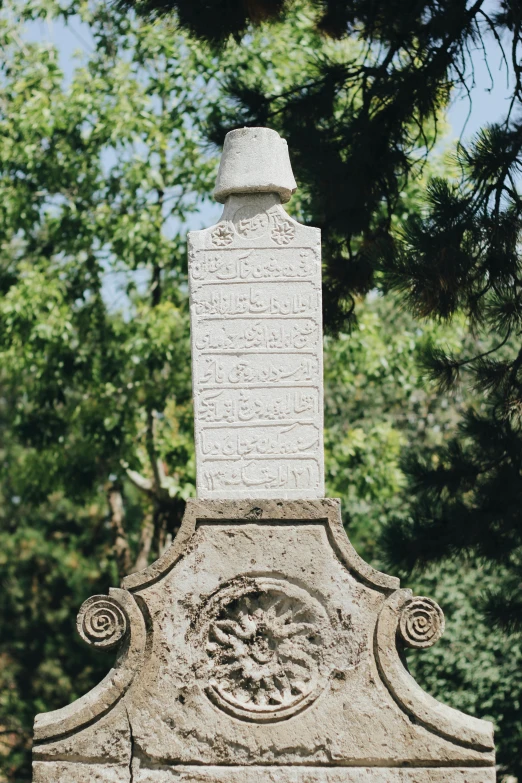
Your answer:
(210, 222), (234, 247)
(199, 577), (332, 722)
(233, 205), (270, 238)
(270, 214), (296, 245)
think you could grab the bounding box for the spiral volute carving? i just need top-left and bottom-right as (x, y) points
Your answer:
(398, 596), (445, 649)
(77, 594), (128, 649)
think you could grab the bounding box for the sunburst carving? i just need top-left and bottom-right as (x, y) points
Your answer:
(201, 578), (331, 721)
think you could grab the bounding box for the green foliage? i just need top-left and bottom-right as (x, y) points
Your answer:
(124, 1), (522, 335)
(0, 3), (212, 773)
(0, 1), (521, 781)
(324, 293), (468, 557)
(323, 294), (522, 775)
(408, 562), (522, 780)
(0, 493), (118, 780)
(379, 122), (522, 641)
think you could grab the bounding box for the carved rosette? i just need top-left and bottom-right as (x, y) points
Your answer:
(210, 222), (235, 247)
(398, 596), (445, 649)
(198, 577), (332, 722)
(270, 213), (296, 245)
(76, 594), (128, 649)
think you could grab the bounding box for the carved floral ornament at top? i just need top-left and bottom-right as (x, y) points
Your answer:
(270, 215), (296, 245)
(210, 207), (296, 248)
(210, 222), (235, 247)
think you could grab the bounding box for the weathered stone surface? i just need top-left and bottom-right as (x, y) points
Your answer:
(188, 190), (324, 499)
(213, 127), (296, 203)
(33, 500), (495, 781)
(131, 766), (496, 783)
(32, 128), (495, 783)
(33, 761), (130, 783)
(33, 588), (146, 742)
(33, 702), (131, 764)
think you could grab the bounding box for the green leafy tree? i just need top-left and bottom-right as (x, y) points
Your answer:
(324, 294), (522, 778)
(0, 3), (212, 775)
(0, 2), (450, 778)
(123, 0), (522, 332)
(1, 1), (520, 781)
(324, 293), (469, 557)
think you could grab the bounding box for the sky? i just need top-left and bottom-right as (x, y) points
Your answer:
(24, 10), (516, 307)
(447, 32), (514, 143)
(25, 11), (514, 144)
(21, 9), (515, 311)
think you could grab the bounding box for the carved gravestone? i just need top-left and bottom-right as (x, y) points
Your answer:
(189, 128), (324, 500)
(32, 128), (495, 783)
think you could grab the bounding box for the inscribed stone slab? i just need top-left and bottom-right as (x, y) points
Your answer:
(188, 192), (324, 499)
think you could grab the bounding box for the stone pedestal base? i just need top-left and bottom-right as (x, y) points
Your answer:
(33, 762), (496, 783)
(33, 500), (495, 782)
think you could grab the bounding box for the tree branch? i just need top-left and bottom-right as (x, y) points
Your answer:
(130, 509), (154, 574)
(107, 482), (132, 580)
(124, 466), (154, 495)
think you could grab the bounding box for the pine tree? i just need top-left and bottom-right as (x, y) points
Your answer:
(122, 0), (522, 634)
(123, 0), (522, 329)
(379, 128), (522, 636)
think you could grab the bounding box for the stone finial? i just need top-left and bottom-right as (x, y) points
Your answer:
(213, 127), (297, 204)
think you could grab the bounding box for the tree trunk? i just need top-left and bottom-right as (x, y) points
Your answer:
(131, 510), (154, 574)
(107, 483), (132, 580)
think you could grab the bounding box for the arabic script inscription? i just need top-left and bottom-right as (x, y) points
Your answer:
(188, 195), (324, 499)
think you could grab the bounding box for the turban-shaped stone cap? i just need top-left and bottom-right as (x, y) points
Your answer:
(213, 127), (297, 204)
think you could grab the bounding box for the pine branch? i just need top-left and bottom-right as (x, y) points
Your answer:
(484, 579), (522, 634)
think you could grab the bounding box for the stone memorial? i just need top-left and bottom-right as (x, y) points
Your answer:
(189, 128), (324, 500)
(32, 127), (495, 783)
